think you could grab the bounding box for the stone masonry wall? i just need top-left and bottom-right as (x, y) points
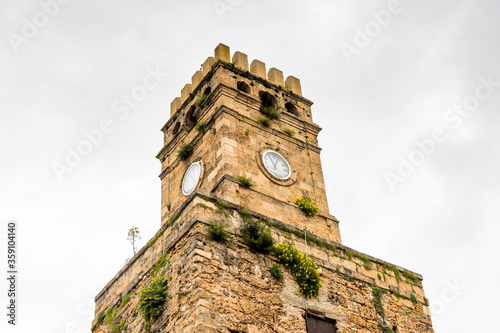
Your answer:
(92, 191), (433, 333)
(157, 63), (340, 240)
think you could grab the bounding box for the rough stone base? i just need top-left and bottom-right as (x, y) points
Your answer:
(92, 192), (433, 333)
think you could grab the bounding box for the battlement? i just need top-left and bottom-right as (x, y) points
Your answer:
(170, 43), (303, 117)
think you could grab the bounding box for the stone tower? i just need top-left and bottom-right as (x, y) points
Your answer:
(91, 44), (434, 333)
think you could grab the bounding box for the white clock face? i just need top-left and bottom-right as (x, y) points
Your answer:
(262, 150), (291, 180)
(182, 162), (201, 195)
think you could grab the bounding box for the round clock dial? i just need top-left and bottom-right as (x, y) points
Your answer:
(182, 162), (201, 195)
(262, 150), (291, 180)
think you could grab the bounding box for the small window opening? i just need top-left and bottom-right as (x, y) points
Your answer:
(184, 106), (197, 130)
(393, 326), (398, 332)
(172, 122), (181, 135)
(237, 81), (251, 94)
(203, 87), (212, 96)
(285, 102), (299, 117)
(259, 91), (278, 109)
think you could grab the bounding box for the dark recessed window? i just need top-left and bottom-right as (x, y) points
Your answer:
(184, 106), (197, 130)
(285, 102), (299, 117)
(237, 81), (251, 93)
(305, 313), (337, 333)
(259, 91), (278, 109)
(203, 87), (212, 96)
(172, 121), (181, 135)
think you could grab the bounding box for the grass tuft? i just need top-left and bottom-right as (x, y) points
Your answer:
(194, 94), (207, 107)
(177, 143), (193, 161)
(259, 105), (280, 120)
(269, 264), (283, 279)
(195, 121), (207, 134)
(238, 175), (255, 188)
(258, 118), (271, 127)
(206, 221), (230, 243)
(240, 219), (274, 253)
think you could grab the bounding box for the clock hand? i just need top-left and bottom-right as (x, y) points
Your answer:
(270, 155), (278, 169)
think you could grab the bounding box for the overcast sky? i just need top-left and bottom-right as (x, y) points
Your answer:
(1, 1), (499, 332)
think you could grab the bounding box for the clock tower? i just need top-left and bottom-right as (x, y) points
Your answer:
(91, 43), (434, 333)
(157, 43), (341, 243)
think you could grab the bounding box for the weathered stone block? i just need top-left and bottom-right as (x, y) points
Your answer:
(285, 75), (302, 96)
(232, 51), (249, 71)
(170, 97), (181, 116)
(214, 43), (230, 62)
(268, 67), (284, 86)
(202, 56), (216, 74)
(180, 83), (192, 103)
(250, 59), (266, 79)
(191, 70), (204, 89)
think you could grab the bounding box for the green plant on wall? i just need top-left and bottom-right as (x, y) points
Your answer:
(152, 252), (170, 277)
(112, 319), (128, 332)
(105, 308), (114, 325)
(195, 121), (207, 134)
(194, 94), (207, 107)
(206, 220), (230, 243)
(378, 323), (394, 333)
(177, 143), (193, 161)
(371, 285), (397, 332)
(91, 312), (105, 332)
(275, 242), (322, 298)
(269, 264), (283, 279)
(259, 105), (280, 120)
(294, 196), (319, 217)
(117, 293), (131, 313)
(97, 292), (132, 333)
(372, 286), (385, 317)
(258, 117), (271, 127)
(238, 175), (255, 188)
(136, 276), (169, 327)
(240, 219), (274, 253)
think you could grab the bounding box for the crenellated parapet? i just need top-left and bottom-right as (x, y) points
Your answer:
(169, 43), (304, 117)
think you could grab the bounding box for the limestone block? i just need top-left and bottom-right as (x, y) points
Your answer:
(181, 84), (193, 103)
(342, 259), (357, 272)
(202, 57), (216, 74)
(170, 97), (181, 116)
(232, 51), (249, 71)
(268, 68), (284, 86)
(191, 70), (204, 89)
(285, 75), (302, 96)
(214, 43), (230, 62)
(250, 59), (266, 79)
